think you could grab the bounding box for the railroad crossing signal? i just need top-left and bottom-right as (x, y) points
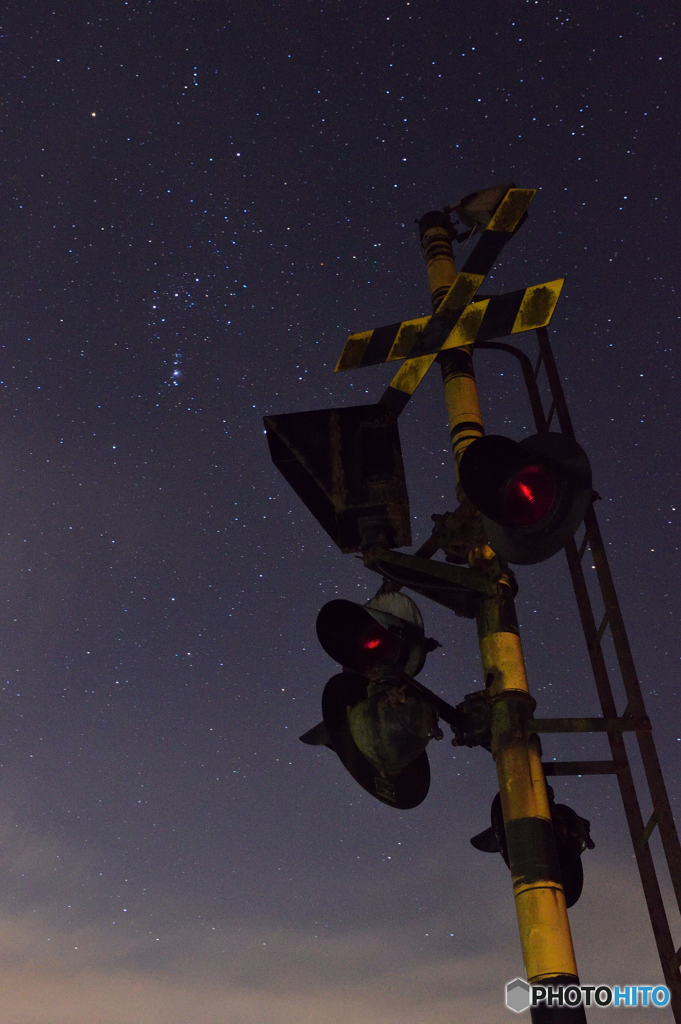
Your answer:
(300, 591), (444, 809)
(264, 185), (569, 560)
(458, 432), (593, 564)
(329, 182), (589, 566)
(335, 186), (563, 415)
(264, 182), (681, 1017)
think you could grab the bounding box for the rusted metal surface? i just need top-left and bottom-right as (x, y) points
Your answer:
(527, 326), (681, 1019)
(584, 504), (681, 914)
(484, 325), (681, 1014)
(364, 547), (497, 619)
(264, 403), (411, 553)
(422, 204), (585, 1003)
(431, 501), (488, 564)
(564, 529), (681, 1014)
(365, 549), (498, 597)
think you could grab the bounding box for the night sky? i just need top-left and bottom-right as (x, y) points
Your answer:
(1, 2), (680, 1021)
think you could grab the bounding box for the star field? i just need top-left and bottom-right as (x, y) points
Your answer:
(0, 1), (679, 1021)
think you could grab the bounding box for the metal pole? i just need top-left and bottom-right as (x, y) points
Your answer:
(418, 213), (586, 1021)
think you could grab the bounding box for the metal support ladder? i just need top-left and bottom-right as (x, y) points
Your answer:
(480, 326), (681, 1015)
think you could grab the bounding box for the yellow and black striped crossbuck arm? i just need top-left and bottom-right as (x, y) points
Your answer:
(373, 187), (536, 414)
(336, 279), (564, 373)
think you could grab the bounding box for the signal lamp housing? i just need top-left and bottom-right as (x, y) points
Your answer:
(316, 591), (433, 678)
(347, 679), (442, 774)
(302, 592), (442, 808)
(471, 791), (594, 908)
(458, 432), (592, 564)
(317, 671), (436, 808)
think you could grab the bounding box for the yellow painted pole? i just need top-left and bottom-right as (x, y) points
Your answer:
(418, 211), (584, 1002)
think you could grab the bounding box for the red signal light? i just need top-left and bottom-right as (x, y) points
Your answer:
(358, 627), (397, 664)
(358, 626), (395, 659)
(502, 463), (556, 526)
(362, 637), (383, 650)
(316, 596), (430, 677)
(458, 433), (592, 564)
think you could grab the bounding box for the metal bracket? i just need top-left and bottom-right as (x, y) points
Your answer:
(364, 548), (498, 595)
(449, 689), (493, 750)
(364, 548), (500, 620)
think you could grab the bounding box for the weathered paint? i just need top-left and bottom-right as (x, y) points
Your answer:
(335, 277), (562, 374)
(487, 187), (536, 232)
(512, 278), (564, 333)
(421, 192), (583, 1001)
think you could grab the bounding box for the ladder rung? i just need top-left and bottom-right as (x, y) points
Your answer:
(530, 717), (650, 734)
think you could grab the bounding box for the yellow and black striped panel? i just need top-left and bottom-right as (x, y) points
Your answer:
(335, 316), (429, 372)
(379, 381), (425, 416)
(386, 188), (537, 386)
(509, 279), (564, 334)
(435, 272), (486, 316)
(388, 352), (439, 396)
(382, 277), (558, 405)
(401, 280), (563, 363)
(487, 188), (536, 232)
(342, 188), (536, 367)
(386, 301), (491, 397)
(343, 278), (563, 373)
(373, 187), (536, 414)
(462, 278), (564, 346)
(357, 270), (486, 394)
(441, 300), (490, 351)
(456, 188), (536, 281)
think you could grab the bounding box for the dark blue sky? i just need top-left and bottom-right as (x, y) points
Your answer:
(0, 2), (678, 1020)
